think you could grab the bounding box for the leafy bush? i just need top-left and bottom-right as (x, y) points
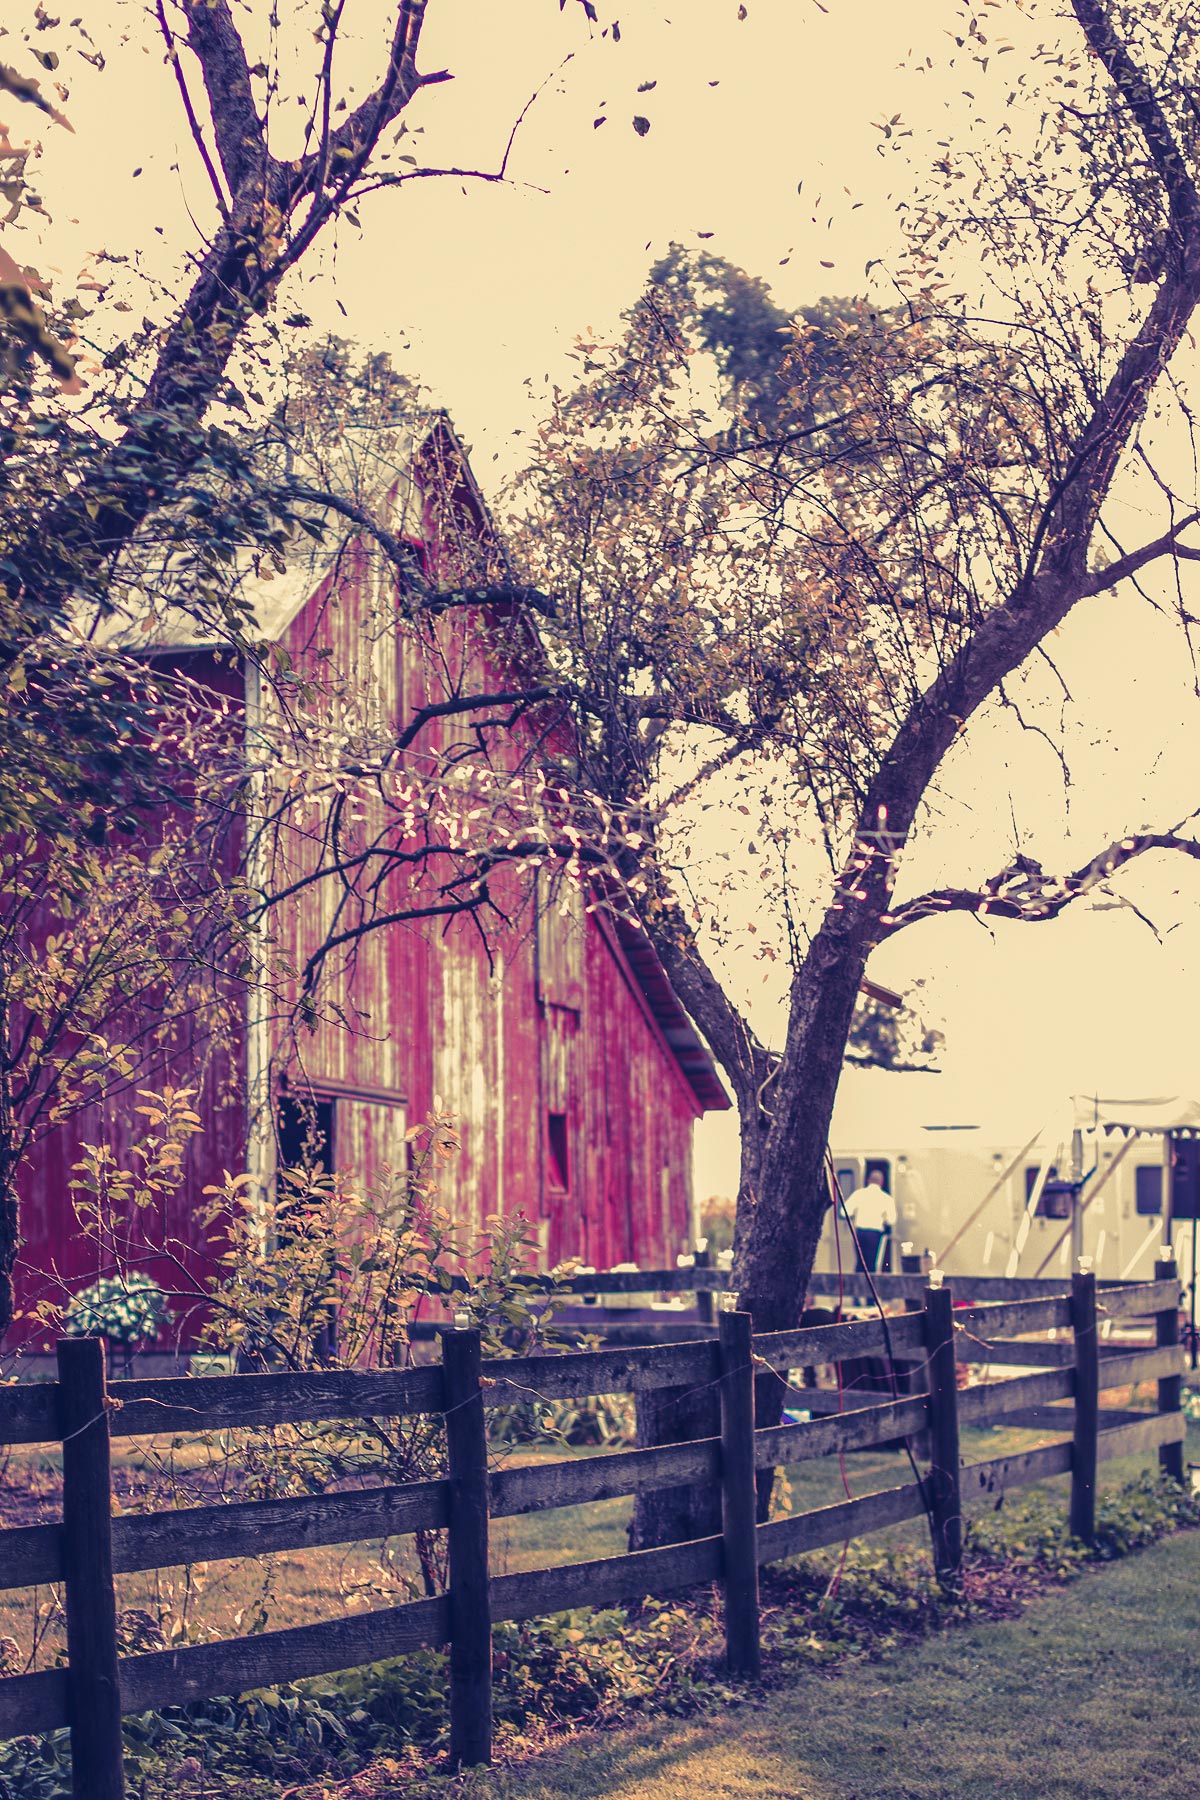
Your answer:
(48, 1096), (576, 1606)
(490, 1392), (636, 1450)
(967, 1471), (1200, 1570)
(0, 1687), (381, 1800)
(328, 1599), (719, 1751)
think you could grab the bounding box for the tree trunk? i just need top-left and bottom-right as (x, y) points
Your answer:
(630, 1098), (772, 1548)
(737, 928), (868, 1335)
(628, 1378), (722, 1549)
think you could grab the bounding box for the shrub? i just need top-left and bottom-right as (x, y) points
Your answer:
(63, 1273), (169, 1346)
(490, 1392), (636, 1450)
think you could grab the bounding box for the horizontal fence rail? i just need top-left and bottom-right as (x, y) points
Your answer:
(0, 1266), (1185, 1797)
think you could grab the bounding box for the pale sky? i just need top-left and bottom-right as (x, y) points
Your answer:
(18, 0), (1200, 1200)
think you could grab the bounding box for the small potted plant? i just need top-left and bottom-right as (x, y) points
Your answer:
(65, 1273), (170, 1374)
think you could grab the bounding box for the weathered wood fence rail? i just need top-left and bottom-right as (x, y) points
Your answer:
(0, 1267), (1185, 1798)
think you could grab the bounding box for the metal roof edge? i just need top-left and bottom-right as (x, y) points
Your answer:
(600, 910), (731, 1115)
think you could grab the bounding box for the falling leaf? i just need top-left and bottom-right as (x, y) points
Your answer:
(737, 4), (748, 17)
(593, 116), (607, 127)
(632, 114), (650, 136)
(637, 79), (657, 92)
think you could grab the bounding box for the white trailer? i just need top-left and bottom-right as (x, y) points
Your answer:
(822, 1075), (1200, 1294)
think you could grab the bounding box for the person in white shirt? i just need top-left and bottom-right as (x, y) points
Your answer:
(843, 1170), (897, 1273)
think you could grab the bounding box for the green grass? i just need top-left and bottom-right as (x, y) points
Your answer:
(456, 1527), (1200, 1800)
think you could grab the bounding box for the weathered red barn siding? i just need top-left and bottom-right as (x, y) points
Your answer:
(579, 918), (700, 1271)
(5, 423), (727, 1354)
(8, 650), (248, 1351)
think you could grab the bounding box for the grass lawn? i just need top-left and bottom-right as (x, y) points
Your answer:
(463, 1526), (1200, 1800)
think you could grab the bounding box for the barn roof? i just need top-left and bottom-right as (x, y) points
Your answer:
(609, 915), (731, 1112)
(87, 420), (429, 653)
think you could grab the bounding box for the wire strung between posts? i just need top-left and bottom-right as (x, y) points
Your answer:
(822, 1164), (856, 1603)
(823, 1152), (939, 1544)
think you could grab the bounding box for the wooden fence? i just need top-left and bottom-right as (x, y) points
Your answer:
(0, 1264), (1186, 1799)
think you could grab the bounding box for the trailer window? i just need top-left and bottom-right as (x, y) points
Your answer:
(1135, 1166), (1163, 1216)
(864, 1158), (892, 1192)
(1172, 1139), (1200, 1219)
(835, 1165), (859, 1201)
(1025, 1165), (1071, 1218)
(1025, 1165), (1049, 1201)
(1039, 1184), (1072, 1220)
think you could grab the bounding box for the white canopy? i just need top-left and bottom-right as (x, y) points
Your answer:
(1072, 1094), (1200, 1138)
(831, 1069), (1200, 1156)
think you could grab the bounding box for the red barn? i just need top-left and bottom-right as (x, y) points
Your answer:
(8, 417), (729, 1353)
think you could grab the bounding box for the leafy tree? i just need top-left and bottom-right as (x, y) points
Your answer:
(514, 0), (1200, 1474)
(646, 243), (868, 435)
(845, 994), (943, 1076)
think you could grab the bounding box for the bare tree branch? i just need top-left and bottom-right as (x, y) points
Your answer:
(1079, 510), (1200, 595)
(156, 0), (231, 220)
(878, 829), (1200, 938)
(394, 686), (560, 752)
(1072, 0), (1200, 239)
(282, 484), (558, 616)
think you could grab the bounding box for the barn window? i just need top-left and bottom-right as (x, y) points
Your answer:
(546, 1112), (570, 1191)
(278, 1095), (335, 1176)
(1135, 1165), (1163, 1216)
(275, 1094), (338, 1357)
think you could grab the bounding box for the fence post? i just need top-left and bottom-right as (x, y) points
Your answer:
(442, 1326), (492, 1767)
(898, 1242), (925, 1386)
(717, 1305), (761, 1678)
(1069, 1265), (1099, 1544)
(57, 1336), (125, 1800)
(923, 1277), (962, 1590)
(1155, 1250), (1185, 1484)
(694, 1243), (715, 1325)
(898, 1243), (930, 1452)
